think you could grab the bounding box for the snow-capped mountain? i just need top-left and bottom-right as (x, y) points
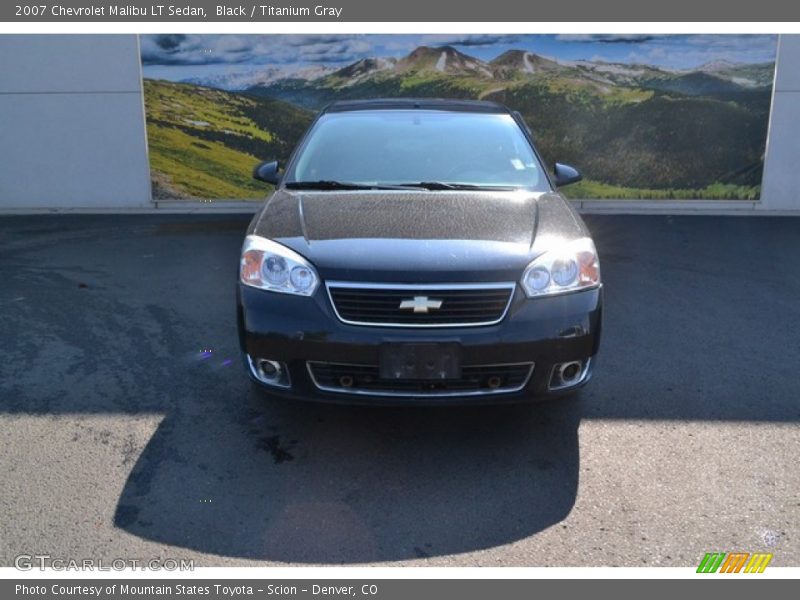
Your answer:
(181, 45), (775, 97)
(181, 64), (336, 90)
(396, 46), (494, 77)
(490, 50), (564, 76)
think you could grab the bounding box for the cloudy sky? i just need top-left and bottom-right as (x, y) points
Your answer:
(141, 34), (777, 80)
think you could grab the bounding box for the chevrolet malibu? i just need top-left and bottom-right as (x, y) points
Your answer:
(237, 98), (602, 404)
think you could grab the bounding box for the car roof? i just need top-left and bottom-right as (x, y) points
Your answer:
(322, 98), (511, 114)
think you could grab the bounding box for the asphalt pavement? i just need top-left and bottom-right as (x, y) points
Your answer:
(0, 213), (798, 566)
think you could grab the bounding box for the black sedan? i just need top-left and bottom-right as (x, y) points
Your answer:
(237, 98), (602, 404)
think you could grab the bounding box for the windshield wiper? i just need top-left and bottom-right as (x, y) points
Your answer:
(398, 182), (520, 191)
(285, 180), (520, 192)
(284, 180), (417, 191)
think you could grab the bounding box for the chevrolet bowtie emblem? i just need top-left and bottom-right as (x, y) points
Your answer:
(399, 296), (443, 314)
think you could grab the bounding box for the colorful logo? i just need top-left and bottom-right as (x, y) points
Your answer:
(697, 552), (773, 573)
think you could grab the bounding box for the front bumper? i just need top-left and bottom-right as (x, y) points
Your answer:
(237, 283), (602, 405)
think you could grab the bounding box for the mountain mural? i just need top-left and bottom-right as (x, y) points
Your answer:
(141, 36), (776, 200)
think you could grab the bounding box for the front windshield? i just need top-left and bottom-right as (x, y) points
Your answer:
(285, 109), (549, 190)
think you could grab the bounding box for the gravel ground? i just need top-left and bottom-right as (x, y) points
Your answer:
(0, 214), (797, 566)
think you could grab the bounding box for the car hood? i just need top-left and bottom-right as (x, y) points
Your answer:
(249, 189), (584, 282)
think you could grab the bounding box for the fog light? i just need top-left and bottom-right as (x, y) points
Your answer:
(560, 362), (581, 381)
(486, 375), (502, 389)
(259, 360), (278, 377)
(246, 355), (291, 388)
(549, 359), (590, 391)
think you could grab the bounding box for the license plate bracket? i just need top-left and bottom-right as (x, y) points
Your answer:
(379, 343), (461, 380)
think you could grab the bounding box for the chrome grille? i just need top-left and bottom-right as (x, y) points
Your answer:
(307, 361), (534, 397)
(326, 282), (515, 327)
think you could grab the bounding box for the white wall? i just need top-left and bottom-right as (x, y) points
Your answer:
(0, 35), (152, 209)
(759, 34), (800, 212)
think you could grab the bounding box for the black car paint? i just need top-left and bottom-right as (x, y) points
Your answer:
(246, 189), (587, 283)
(237, 99), (602, 404)
(237, 285), (601, 405)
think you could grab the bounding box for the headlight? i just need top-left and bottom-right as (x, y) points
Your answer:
(521, 237), (600, 298)
(240, 235), (320, 296)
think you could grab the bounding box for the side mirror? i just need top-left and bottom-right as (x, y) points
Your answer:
(253, 160), (280, 185)
(553, 163), (582, 187)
